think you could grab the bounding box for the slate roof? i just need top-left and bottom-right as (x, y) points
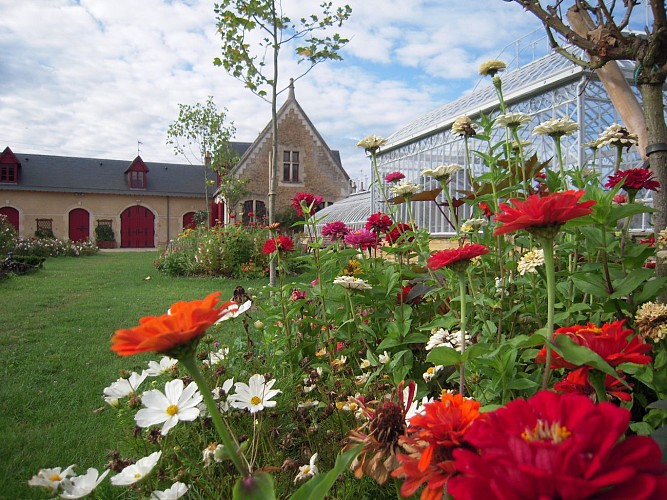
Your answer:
(0, 144), (251, 197)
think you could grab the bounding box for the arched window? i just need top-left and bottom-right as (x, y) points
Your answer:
(242, 200), (266, 225)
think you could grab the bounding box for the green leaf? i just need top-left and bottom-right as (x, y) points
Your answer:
(507, 377), (539, 391)
(648, 399), (667, 411)
(233, 472), (275, 500)
(551, 335), (629, 387)
(609, 268), (653, 299)
(570, 273), (609, 297)
(290, 445), (362, 500)
(426, 346), (462, 367)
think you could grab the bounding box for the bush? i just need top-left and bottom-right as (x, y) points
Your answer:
(94, 224), (115, 241)
(0, 215), (17, 256)
(13, 237), (97, 258)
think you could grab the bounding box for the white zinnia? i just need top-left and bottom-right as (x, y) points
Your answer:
(59, 468), (110, 499)
(389, 181), (421, 198)
(495, 112), (531, 129)
(145, 357), (178, 377)
(422, 365), (443, 382)
(426, 328), (471, 352)
(111, 451), (162, 486)
(103, 371), (147, 405)
(135, 379), (202, 435)
(228, 374), (281, 414)
(532, 117), (579, 137)
(150, 482), (189, 500)
(28, 465), (76, 492)
(294, 453), (319, 484)
(421, 164), (463, 181)
(517, 248), (545, 275)
(333, 275), (372, 290)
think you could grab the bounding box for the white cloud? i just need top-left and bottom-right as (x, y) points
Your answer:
(0, 0), (548, 180)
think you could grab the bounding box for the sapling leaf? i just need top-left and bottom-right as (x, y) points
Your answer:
(233, 471), (275, 500)
(426, 346), (462, 367)
(551, 335), (629, 387)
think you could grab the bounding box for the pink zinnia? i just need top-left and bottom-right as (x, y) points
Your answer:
(291, 192), (324, 217)
(344, 228), (380, 251)
(385, 171), (405, 183)
(321, 221), (350, 241)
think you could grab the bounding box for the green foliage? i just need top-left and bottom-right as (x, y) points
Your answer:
(94, 224), (114, 241)
(0, 214), (17, 255)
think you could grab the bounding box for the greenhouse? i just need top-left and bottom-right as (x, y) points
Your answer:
(317, 42), (660, 236)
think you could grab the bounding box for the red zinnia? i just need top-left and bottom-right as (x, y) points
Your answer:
(111, 292), (238, 357)
(448, 391), (667, 499)
(262, 235), (294, 254)
(397, 284), (422, 305)
(291, 192), (324, 217)
(365, 212), (393, 233)
(478, 201), (492, 218)
(386, 223), (415, 245)
(535, 320), (652, 369)
(553, 366), (632, 402)
(385, 171), (406, 183)
(426, 244), (489, 271)
(493, 190), (595, 237)
(392, 392), (483, 500)
(321, 220), (350, 241)
(605, 167), (660, 192)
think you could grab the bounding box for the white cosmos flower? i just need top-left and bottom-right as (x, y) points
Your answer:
(228, 374), (281, 414)
(111, 451), (162, 486)
(59, 468), (110, 499)
(145, 357), (178, 377)
(378, 351), (390, 364)
(294, 453), (319, 483)
(28, 465), (76, 492)
(103, 371), (147, 405)
(405, 395), (433, 425)
(204, 347), (229, 366)
(135, 379), (202, 435)
(422, 365), (443, 382)
(359, 358), (371, 369)
(150, 482), (189, 500)
(215, 300), (251, 323)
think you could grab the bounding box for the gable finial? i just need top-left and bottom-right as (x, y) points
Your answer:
(137, 140), (143, 156)
(288, 78), (295, 100)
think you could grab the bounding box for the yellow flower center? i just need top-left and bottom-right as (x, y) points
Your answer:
(134, 473), (142, 479)
(49, 474), (62, 481)
(426, 367), (435, 374)
(166, 404), (179, 416)
(303, 466), (311, 474)
(522, 419), (571, 444)
(250, 396), (262, 405)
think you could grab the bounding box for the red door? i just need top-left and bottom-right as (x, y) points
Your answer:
(68, 208), (90, 242)
(183, 212), (196, 230)
(121, 206), (155, 248)
(0, 206), (19, 231)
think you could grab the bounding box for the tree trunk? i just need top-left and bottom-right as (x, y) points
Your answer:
(639, 82), (667, 296)
(268, 1), (279, 288)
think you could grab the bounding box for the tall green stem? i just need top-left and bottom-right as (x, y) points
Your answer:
(540, 237), (556, 390)
(554, 136), (568, 190)
(458, 274), (467, 395)
(180, 356), (250, 477)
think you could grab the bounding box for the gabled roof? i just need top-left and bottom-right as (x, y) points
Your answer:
(233, 79), (348, 181)
(125, 156), (149, 173)
(0, 146), (21, 165)
(0, 150), (220, 197)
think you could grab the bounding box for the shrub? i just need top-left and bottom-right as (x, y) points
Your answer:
(0, 214), (17, 256)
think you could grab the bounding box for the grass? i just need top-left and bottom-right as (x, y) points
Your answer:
(0, 252), (266, 499)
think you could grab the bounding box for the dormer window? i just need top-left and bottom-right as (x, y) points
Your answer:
(0, 146), (20, 184)
(125, 156), (149, 190)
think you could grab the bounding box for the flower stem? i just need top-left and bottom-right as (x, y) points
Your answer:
(554, 136), (567, 190)
(541, 237), (556, 390)
(458, 273), (468, 396)
(179, 356), (250, 477)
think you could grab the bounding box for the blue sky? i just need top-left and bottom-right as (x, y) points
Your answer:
(0, 0), (641, 181)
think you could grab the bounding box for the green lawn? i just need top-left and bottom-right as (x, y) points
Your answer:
(0, 252), (265, 499)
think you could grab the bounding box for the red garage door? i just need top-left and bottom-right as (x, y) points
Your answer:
(120, 206), (155, 248)
(68, 208), (90, 242)
(0, 206), (19, 231)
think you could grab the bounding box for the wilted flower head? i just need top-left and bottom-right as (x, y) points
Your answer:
(389, 181), (421, 198)
(495, 112), (531, 129)
(635, 301), (667, 342)
(479, 60), (506, 77)
(517, 248), (545, 275)
(151, 482), (189, 500)
(533, 117), (579, 137)
(111, 451), (162, 486)
(421, 164), (463, 182)
(333, 275), (372, 291)
(598, 124), (639, 149)
(357, 135), (387, 154)
(385, 171), (405, 183)
(452, 116), (477, 137)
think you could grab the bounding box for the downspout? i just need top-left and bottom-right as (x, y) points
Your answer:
(166, 196), (170, 244)
(576, 76), (586, 170)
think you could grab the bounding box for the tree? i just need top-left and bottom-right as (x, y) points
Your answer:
(215, 168), (250, 221)
(214, 0), (352, 285)
(166, 96), (237, 221)
(506, 0), (667, 287)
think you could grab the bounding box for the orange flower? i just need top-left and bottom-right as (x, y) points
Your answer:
(111, 292), (237, 357)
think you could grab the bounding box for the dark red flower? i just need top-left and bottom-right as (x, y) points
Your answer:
(641, 235), (656, 247)
(321, 221), (350, 241)
(385, 171), (406, 183)
(397, 285), (422, 305)
(605, 168), (660, 192)
(344, 228), (380, 251)
(386, 223), (415, 245)
(478, 202), (492, 218)
(365, 212), (393, 233)
(426, 244), (489, 271)
(613, 193), (628, 204)
(290, 289), (307, 301)
(448, 391), (667, 500)
(535, 320), (652, 369)
(392, 392), (483, 500)
(247, 211), (254, 217)
(493, 190), (595, 237)
(553, 366), (632, 402)
(262, 235), (294, 254)
(291, 192), (324, 217)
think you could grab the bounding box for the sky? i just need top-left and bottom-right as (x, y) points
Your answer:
(0, 1), (561, 182)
